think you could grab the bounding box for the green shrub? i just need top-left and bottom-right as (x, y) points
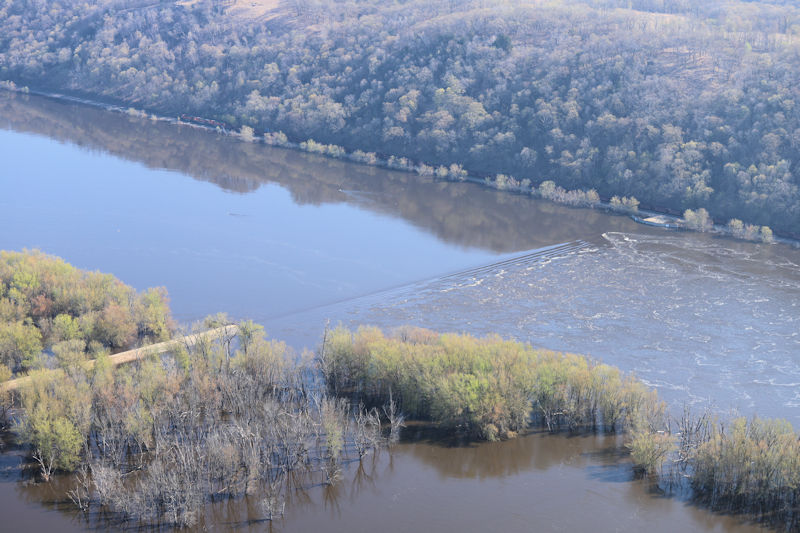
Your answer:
(628, 429), (675, 475)
(321, 327), (659, 440)
(689, 417), (800, 516)
(0, 250), (174, 373)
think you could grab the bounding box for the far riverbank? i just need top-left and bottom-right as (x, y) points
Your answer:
(2, 83), (795, 247)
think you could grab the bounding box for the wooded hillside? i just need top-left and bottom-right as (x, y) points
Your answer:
(1, 0), (798, 234)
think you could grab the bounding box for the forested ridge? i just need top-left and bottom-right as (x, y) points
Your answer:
(1, 0), (799, 234)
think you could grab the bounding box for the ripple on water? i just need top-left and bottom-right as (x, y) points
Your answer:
(308, 232), (800, 423)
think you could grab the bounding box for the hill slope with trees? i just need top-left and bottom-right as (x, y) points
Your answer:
(1, 0), (798, 234)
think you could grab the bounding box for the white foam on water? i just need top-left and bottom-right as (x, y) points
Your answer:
(284, 232), (800, 423)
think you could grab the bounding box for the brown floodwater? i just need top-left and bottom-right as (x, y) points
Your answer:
(197, 431), (767, 533)
(0, 431), (767, 533)
(1, 91), (798, 531)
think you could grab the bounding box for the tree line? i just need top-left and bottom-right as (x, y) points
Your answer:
(0, 0), (799, 235)
(0, 90), (640, 254)
(320, 325), (665, 440)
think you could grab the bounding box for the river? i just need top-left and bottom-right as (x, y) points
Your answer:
(1, 91), (799, 531)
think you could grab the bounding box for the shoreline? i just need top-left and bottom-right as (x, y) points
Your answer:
(2, 83), (796, 248)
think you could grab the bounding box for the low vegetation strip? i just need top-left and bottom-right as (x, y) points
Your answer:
(0, 324), (238, 393)
(320, 326), (666, 440)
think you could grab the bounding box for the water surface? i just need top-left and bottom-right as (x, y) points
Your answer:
(2, 91), (798, 532)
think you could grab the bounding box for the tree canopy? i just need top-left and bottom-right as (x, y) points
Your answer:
(1, 0), (799, 234)
(0, 250), (173, 373)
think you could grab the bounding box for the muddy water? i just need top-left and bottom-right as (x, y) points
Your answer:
(1, 91), (797, 531)
(196, 432), (760, 533)
(0, 432), (764, 533)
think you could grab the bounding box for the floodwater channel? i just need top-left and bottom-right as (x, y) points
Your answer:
(1, 91), (799, 531)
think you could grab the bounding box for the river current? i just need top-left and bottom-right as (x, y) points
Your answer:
(274, 231), (800, 422)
